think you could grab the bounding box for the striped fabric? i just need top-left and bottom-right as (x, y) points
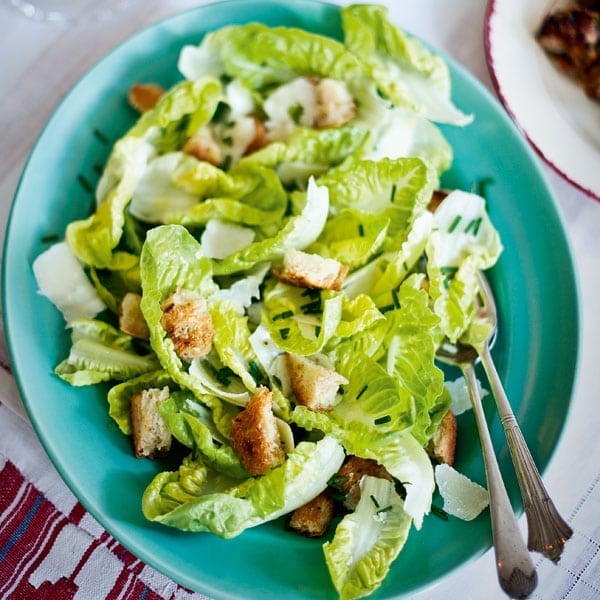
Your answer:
(0, 399), (209, 600)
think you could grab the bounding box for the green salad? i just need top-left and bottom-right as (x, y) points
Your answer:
(33, 4), (502, 599)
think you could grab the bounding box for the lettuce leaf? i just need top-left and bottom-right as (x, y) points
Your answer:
(342, 4), (472, 126)
(142, 435), (345, 538)
(212, 176), (329, 275)
(55, 319), (160, 386)
(425, 190), (502, 342)
(324, 476), (412, 600)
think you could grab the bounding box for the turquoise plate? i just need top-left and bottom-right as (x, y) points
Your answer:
(2, 1), (579, 598)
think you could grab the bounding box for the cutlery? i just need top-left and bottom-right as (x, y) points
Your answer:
(474, 271), (573, 563)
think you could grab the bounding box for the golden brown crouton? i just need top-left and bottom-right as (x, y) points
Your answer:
(335, 456), (393, 510)
(230, 386), (285, 475)
(130, 386), (171, 458)
(285, 353), (347, 412)
(183, 128), (223, 167)
(427, 409), (457, 466)
(128, 83), (165, 113)
(160, 287), (214, 362)
(274, 249), (349, 291)
(313, 78), (356, 129)
(426, 188), (452, 213)
(288, 491), (335, 538)
(119, 292), (149, 340)
(244, 117), (269, 155)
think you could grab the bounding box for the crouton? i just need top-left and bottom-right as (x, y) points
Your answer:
(244, 117), (269, 155)
(183, 127), (223, 167)
(128, 83), (165, 113)
(313, 78), (356, 129)
(119, 292), (149, 340)
(285, 353), (347, 412)
(230, 386), (285, 475)
(288, 491), (335, 538)
(427, 188), (452, 213)
(160, 287), (214, 362)
(427, 409), (457, 466)
(130, 386), (171, 458)
(334, 456), (393, 510)
(274, 249), (349, 291)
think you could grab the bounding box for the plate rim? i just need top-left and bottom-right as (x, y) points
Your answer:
(1, 1), (581, 598)
(484, 0), (600, 202)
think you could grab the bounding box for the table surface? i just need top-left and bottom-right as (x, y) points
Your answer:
(0, 1), (599, 599)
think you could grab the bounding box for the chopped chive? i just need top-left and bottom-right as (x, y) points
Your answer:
(41, 233), (59, 244)
(374, 415), (391, 425)
(301, 288), (321, 299)
(356, 384), (368, 400)
(464, 217), (482, 236)
(403, 261), (408, 271)
(379, 304), (396, 313)
(338, 385), (345, 395)
(222, 136), (234, 147)
(273, 310), (294, 321)
(448, 215), (462, 233)
(328, 474), (349, 488)
(272, 375), (282, 388)
(93, 128), (109, 144)
(377, 505), (393, 514)
(314, 325), (321, 338)
(358, 223), (365, 237)
(300, 299), (322, 314)
(391, 289), (400, 309)
(370, 494), (380, 509)
(279, 327), (290, 340)
(77, 174), (94, 193)
(431, 504), (449, 520)
(248, 360), (262, 384)
(390, 184), (397, 202)
(222, 155), (232, 171)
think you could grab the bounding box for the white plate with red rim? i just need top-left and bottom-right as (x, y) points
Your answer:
(485, 0), (600, 201)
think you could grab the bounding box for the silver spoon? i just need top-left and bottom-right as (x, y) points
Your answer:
(437, 339), (538, 599)
(474, 271), (573, 563)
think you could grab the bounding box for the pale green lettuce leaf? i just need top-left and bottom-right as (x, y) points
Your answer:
(262, 283), (343, 356)
(130, 153), (287, 229)
(107, 370), (173, 434)
(212, 176), (329, 275)
(308, 209), (390, 269)
(342, 4), (472, 126)
(425, 190), (502, 342)
(324, 476), (411, 600)
(159, 392), (247, 478)
(139, 225), (224, 407)
(317, 158), (434, 254)
(382, 278), (448, 445)
(240, 125), (369, 189)
(55, 319), (160, 386)
(142, 435), (345, 538)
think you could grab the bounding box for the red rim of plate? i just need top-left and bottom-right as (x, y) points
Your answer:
(483, 0), (600, 202)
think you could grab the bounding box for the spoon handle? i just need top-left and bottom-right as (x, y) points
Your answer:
(463, 363), (537, 599)
(479, 344), (573, 563)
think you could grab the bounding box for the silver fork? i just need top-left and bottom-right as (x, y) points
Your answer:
(474, 272), (573, 562)
(437, 339), (538, 599)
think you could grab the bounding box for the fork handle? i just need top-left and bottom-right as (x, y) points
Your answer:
(463, 363), (537, 599)
(479, 344), (573, 562)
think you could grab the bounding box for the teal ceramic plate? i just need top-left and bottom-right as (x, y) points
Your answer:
(2, 1), (579, 598)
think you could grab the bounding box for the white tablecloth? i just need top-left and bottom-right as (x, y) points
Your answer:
(1, 1), (599, 598)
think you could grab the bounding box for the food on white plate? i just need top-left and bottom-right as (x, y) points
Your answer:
(31, 4), (502, 599)
(536, 0), (600, 100)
